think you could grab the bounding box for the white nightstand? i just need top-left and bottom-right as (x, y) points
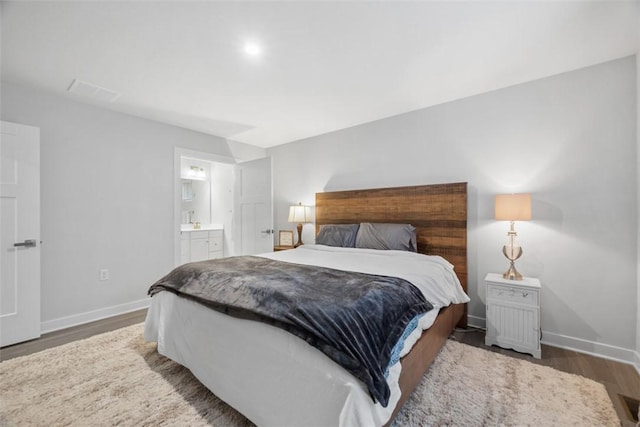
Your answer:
(484, 273), (541, 359)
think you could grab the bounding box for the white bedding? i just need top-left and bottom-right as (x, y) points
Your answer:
(261, 245), (469, 308)
(144, 245), (469, 426)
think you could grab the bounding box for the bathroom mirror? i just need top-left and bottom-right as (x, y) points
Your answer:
(181, 179), (211, 225)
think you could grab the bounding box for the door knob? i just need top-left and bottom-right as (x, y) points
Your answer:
(14, 239), (37, 248)
(260, 229), (274, 235)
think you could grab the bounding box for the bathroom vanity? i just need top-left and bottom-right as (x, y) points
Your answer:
(180, 225), (224, 264)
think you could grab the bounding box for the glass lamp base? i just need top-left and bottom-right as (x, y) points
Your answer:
(503, 262), (523, 281)
(502, 243), (523, 280)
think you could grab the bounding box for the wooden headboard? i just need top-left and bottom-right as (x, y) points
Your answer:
(315, 182), (467, 325)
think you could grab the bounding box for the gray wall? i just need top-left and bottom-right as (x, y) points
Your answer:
(269, 57), (638, 361)
(1, 82), (265, 329)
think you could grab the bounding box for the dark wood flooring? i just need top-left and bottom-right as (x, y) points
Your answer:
(1, 311), (638, 425)
(0, 309), (147, 362)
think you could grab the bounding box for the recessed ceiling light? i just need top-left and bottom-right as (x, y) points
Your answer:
(244, 42), (262, 57)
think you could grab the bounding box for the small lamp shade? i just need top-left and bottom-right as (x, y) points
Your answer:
(288, 203), (312, 224)
(495, 194), (531, 221)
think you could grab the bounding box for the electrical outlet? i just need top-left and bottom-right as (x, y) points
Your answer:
(99, 269), (110, 281)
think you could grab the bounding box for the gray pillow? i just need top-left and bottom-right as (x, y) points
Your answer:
(316, 224), (360, 248)
(355, 223), (417, 252)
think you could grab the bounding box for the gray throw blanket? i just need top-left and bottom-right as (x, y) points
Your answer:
(148, 256), (433, 406)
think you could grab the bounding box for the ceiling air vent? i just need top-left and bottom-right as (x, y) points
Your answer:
(67, 79), (121, 103)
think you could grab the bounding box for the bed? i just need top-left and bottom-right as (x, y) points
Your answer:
(144, 182), (468, 426)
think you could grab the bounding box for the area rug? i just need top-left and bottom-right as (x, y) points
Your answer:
(0, 323), (618, 426)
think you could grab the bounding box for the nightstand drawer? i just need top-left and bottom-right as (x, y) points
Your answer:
(487, 284), (538, 306)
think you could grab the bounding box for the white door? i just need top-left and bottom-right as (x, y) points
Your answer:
(0, 121), (41, 347)
(234, 157), (273, 255)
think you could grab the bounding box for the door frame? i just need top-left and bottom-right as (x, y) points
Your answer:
(173, 148), (236, 267)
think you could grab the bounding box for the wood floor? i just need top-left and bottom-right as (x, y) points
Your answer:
(0, 309), (147, 362)
(1, 310), (639, 425)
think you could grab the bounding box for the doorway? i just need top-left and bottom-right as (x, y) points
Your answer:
(173, 148), (273, 266)
(174, 148), (236, 266)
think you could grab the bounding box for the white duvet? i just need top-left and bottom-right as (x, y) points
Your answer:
(144, 245), (469, 426)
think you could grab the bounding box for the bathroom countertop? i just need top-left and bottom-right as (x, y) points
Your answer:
(180, 224), (224, 232)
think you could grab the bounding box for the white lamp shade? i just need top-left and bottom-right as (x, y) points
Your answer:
(495, 194), (531, 221)
(288, 204), (311, 223)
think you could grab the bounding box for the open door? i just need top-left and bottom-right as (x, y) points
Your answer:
(234, 157), (273, 255)
(1, 121), (41, 347)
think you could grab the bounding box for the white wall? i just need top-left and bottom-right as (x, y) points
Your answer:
(636, 3), (640, 371)
(268, 57), (638, 362)
(1, 81), (265, 330)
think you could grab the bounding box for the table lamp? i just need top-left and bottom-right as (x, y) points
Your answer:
(288, 202), (311, 247)
(495, 193), (531, 280)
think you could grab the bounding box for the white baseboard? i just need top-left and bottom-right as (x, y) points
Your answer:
(540, 330), (637, 366)
(467, 314), (486, 330)
(40, 298), (151, 334)
(469, 315), (637, 367)
(633, 350), (640, 376)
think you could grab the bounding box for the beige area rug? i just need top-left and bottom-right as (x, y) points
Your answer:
(0, 323), (618, 426)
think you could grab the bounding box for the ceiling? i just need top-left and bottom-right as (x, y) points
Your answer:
(1, 1), (638, 148)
